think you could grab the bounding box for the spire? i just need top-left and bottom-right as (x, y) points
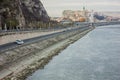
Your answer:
(83, 6), (85, 11)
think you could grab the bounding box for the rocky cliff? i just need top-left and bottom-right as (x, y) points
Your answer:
(0, 0), (50, 30)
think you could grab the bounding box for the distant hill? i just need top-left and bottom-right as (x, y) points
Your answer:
(100, 11), (120, 18)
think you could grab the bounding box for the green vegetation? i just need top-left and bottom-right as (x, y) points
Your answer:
(0, 0), (11, 7)
(5, 18), (19, 29)
(27, 21), (73, 30)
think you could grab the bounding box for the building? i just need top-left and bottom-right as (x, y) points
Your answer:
(62, 7), (89, 22)
(50, 17), (63, 22)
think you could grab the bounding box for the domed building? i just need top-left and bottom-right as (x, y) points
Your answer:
(79, 17), (86, 22)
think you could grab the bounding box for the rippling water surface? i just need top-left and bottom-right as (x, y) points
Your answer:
(27, 25), (120, 80)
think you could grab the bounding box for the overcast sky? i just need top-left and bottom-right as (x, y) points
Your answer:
(41, 0), (120, 17)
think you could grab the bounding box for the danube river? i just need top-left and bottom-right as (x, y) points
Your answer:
(27, 25), (120, 80)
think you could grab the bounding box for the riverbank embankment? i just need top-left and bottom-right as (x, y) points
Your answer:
(0, 27), (93, 80)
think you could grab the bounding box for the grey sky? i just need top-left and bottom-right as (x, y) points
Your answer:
(41, 0), (120, 17)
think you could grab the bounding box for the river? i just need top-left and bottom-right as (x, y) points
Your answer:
(26, 25), (120, 80)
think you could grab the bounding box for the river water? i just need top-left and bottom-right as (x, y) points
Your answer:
(27, 25), (120, 80)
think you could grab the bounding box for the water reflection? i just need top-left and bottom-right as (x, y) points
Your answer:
(27, 25), (120, 80)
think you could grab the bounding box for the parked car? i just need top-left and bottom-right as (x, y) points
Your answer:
(15, 39), (24, 45)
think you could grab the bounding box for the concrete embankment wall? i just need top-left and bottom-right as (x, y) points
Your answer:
(0, 27), (93, 80)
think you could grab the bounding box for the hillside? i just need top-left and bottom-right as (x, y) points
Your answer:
(0, 0), (50, 30)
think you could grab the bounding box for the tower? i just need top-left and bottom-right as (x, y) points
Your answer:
(83, 6), (85, 16)
(83, 6), (85, 11)
(83, 6), (88, 22)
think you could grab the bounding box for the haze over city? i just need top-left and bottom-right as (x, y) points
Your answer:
(41, 0), (120, 17)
